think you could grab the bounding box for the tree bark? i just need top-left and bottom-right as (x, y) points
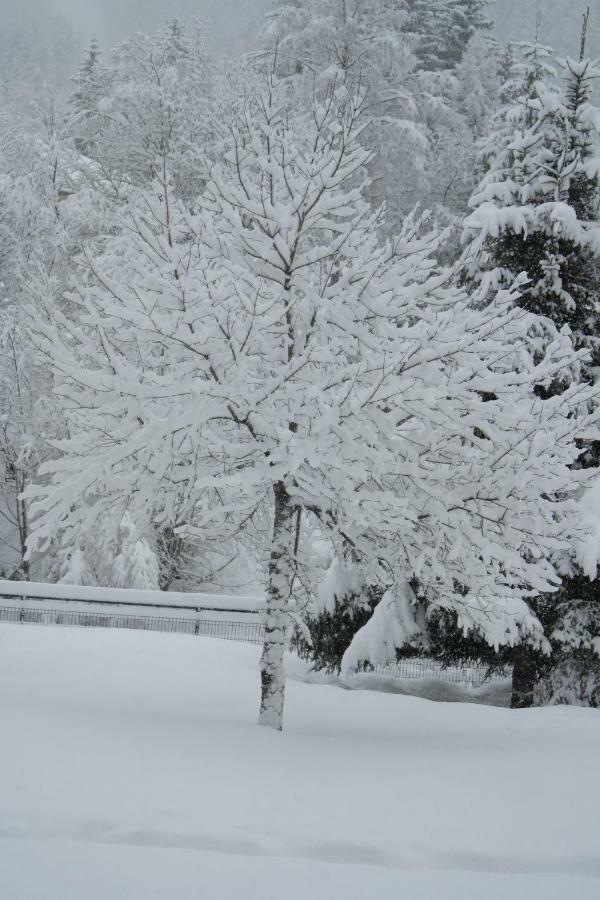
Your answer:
(511, 644), (537, 709)
(258, 482), (296, 731)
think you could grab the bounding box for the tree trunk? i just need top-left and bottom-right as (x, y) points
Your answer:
(511, 644), (537, 709)
(258, 482), (296, 731)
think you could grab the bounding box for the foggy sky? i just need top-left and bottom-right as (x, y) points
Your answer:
(47, 0), (272, 52)
(495, 0), (600, 59)
(41, 0), (599, 60)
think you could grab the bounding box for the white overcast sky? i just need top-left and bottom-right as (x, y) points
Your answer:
(41, 0), (600, 59)
(48, 0), (272, 52)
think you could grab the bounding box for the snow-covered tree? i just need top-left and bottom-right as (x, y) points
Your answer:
(112, 514), (160, 590)
(341, 579), (424, 672)
(70, 39), (112, 158)
(546, 599), (600, 706)
(261, 1), (428, 227)
(547, 65), (600, 697)
(26, 76), (599, 730)
(412, 31), (502, 245)
(0, 310), (46, 579)
(460, 39), (600, 705)
(407, 0), (492, 72)
(71, 39), (106, 117)
(0, 99), (83, 580)
(69, 18), (218, 207)
(454, 32), (502, 139)
(261, 1), (498, 230)
(291, 558), (382, 673)
(463, 43), (600, 371)
(263, 0), (413, 86)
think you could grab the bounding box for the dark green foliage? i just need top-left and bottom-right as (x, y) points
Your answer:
(543, 581), (600, 707)
(564, 60), (600, 222)
(420, 584), (600, 708)
(461, 46), (600, 706)
(422, 605), (555, 707)
(292, 585), (382, 674)
(483, 55), (600, 370)
(492, 230), (600, 369)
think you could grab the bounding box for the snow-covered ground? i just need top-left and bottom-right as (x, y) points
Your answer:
(0, 624), (598, 899)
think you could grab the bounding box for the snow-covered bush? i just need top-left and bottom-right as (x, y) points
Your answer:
(111, 514), (160, 591)
(341, 581), (425, 673)
(291, 560), (382, 674)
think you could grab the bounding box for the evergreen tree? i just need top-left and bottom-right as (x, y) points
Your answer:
(412, 31), (502, 236)
(70, 39), (111, 157)
(407, 0), (492, 71)
(70, 39), (106, 118)
(464, 42), (600, 372)
(454, 32), (502, 139)
(461, 39), (600, 706)
(0, 99), (81, 581)
(292, 560), (382, 673)
(112, 514), (160, 591)
(546, 596), (600, 706)
(474, 41), (557, 173)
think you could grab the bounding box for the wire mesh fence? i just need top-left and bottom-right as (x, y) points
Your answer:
(0, 605), (265, 645)
(0, 604), (510, 687)
(368, 658), (509, 688)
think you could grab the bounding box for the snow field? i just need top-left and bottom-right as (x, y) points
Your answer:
(0, 623), (599, 899)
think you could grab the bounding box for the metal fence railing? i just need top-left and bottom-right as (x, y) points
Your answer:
(368, 657), (509, 688)
(0, 605), (510, 688)
(0, 605), (265, 645)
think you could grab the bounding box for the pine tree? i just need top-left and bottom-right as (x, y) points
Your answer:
(473, 40), (557, 171)
(464, 41), (600, 370)
(291, 559), (382, 673)
(462, 37), (600, 706)
(407, 0), (492, 71)
(112, 514), (160, 591)
(70, 39), (111, 158)
(454, 32), (502, 139)
(547, 597), (600, 706)
(70, 39), (105, 118)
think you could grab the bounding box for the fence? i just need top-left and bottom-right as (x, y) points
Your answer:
(369, 657), (508, 689)
(0, 578), (264, 613)
(0, 603), (509, 688)
(0, 605), (265, 645)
